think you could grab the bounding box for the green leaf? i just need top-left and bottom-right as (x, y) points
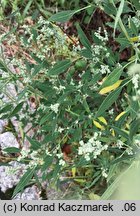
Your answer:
(0, 104), (13, 114)
(41, 155), (53, 172)
(0, 163), (11, 166)
(39, 112), (52, 125)
(23, 0), (33, 18)
(48, 60), (71, 76)
(17, 87), (28, 102)
(80, 48), (92, 58)
(129, 119), (140, 140)
(12, 167), (35, 198)
(115, 38), (130, 51)
(3, 147), (20, 154)
(31, 61), (49, 77)
(71, 127), (82, 141)
(114, 0), (125, 37)
(111, 125), (129, 140)
(26, 136), (41, 150)
(130, 99), (139, 119)
(130, 19), (138, 35)
(76, 24), (91, 51)
(9, 102), (24, 118)
(103, 2), (116, 16)
(86, 174), (101, 189)
(49, 10), (77, 22)
(99, 68), (122, 90)
(95, 87), (122, 118)
(0, 60), (8, 72)
(130, 0), (140, 10)
(49, 5), (92, 23)
(99, 80), (122, 95)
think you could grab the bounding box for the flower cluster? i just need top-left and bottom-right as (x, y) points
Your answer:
(98, 64), (111, 75)
(50, 103), (60, 114)
(29, 151), (44, 167)
(94, 27), (108, 42)
(56, 153), (66, 166)
(17, 148), (44, 167)
(131, 17), (140, 27)
(17, 148), (30, 161)
(101, 168), (108, 178)
(78, 132), (108, 161)
(127, 64), (140, 89)
(90, 44), (110, 67)
(116, 140), (124, 149)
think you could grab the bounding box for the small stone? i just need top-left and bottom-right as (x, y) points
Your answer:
(0, 132), (19, 149)
(13, 185), (41, 200)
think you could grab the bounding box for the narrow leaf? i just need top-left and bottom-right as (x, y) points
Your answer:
(26, 136), (41, 150)
(99, 80), (122, 95)
(49, 10), (77, 22)
(49, 5), (92, 23)
(9, 102), (24, 117)
(112, 125), (129, 140)
(0, 104), (13, 114)
(98, 116), (107, 125)
(39, 112), (52, 125)
(76, 24), (91, 51)
(12, 167), (35, 198)
(115, 111), (126, 121)
(93, 120), (105, 130)
(99, 68), (122, 90)
(72, 167), (76, 177)
(129, 119), (140, 140)
(48, 60), (71, 76)
(95, 87), (122, 118)
(3, 147), (20, 153)
(114, 0), (124, 37)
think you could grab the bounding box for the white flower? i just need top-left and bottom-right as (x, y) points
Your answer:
(131, 17), (140, 27)
(100, 65), (111, 74)
(23, 77), (31, 84)
(56, 153), (63, 159)
(53, 85), (65, 94)
(58, 127), (64, 133)
(93, 132), (98, 139)
(128, 64), (140, 76)
(59, 85), (65, 91)
(78, 133), (107, 161)
(106, 52), (110, 57)
(45, 149), (52, 156)
(132, 74), (139, 89)
(50, 103), (60, 113)
(116, 140), (124, 149)
(88, 114), (92, 119)
(134, 139), (140, 146)
(17, 148), (30, 161)
(109, 108), (114, 115)
(39, 104), (47, 111)
(85, 154), (90, 161)
(103, 144), (108, 150)
(59, 159), (66, 166)
(30, 151), (38, 160)
(94, 28), (108, 42)
(126, 147), (133, 155)
(102, 168), (108, 178)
